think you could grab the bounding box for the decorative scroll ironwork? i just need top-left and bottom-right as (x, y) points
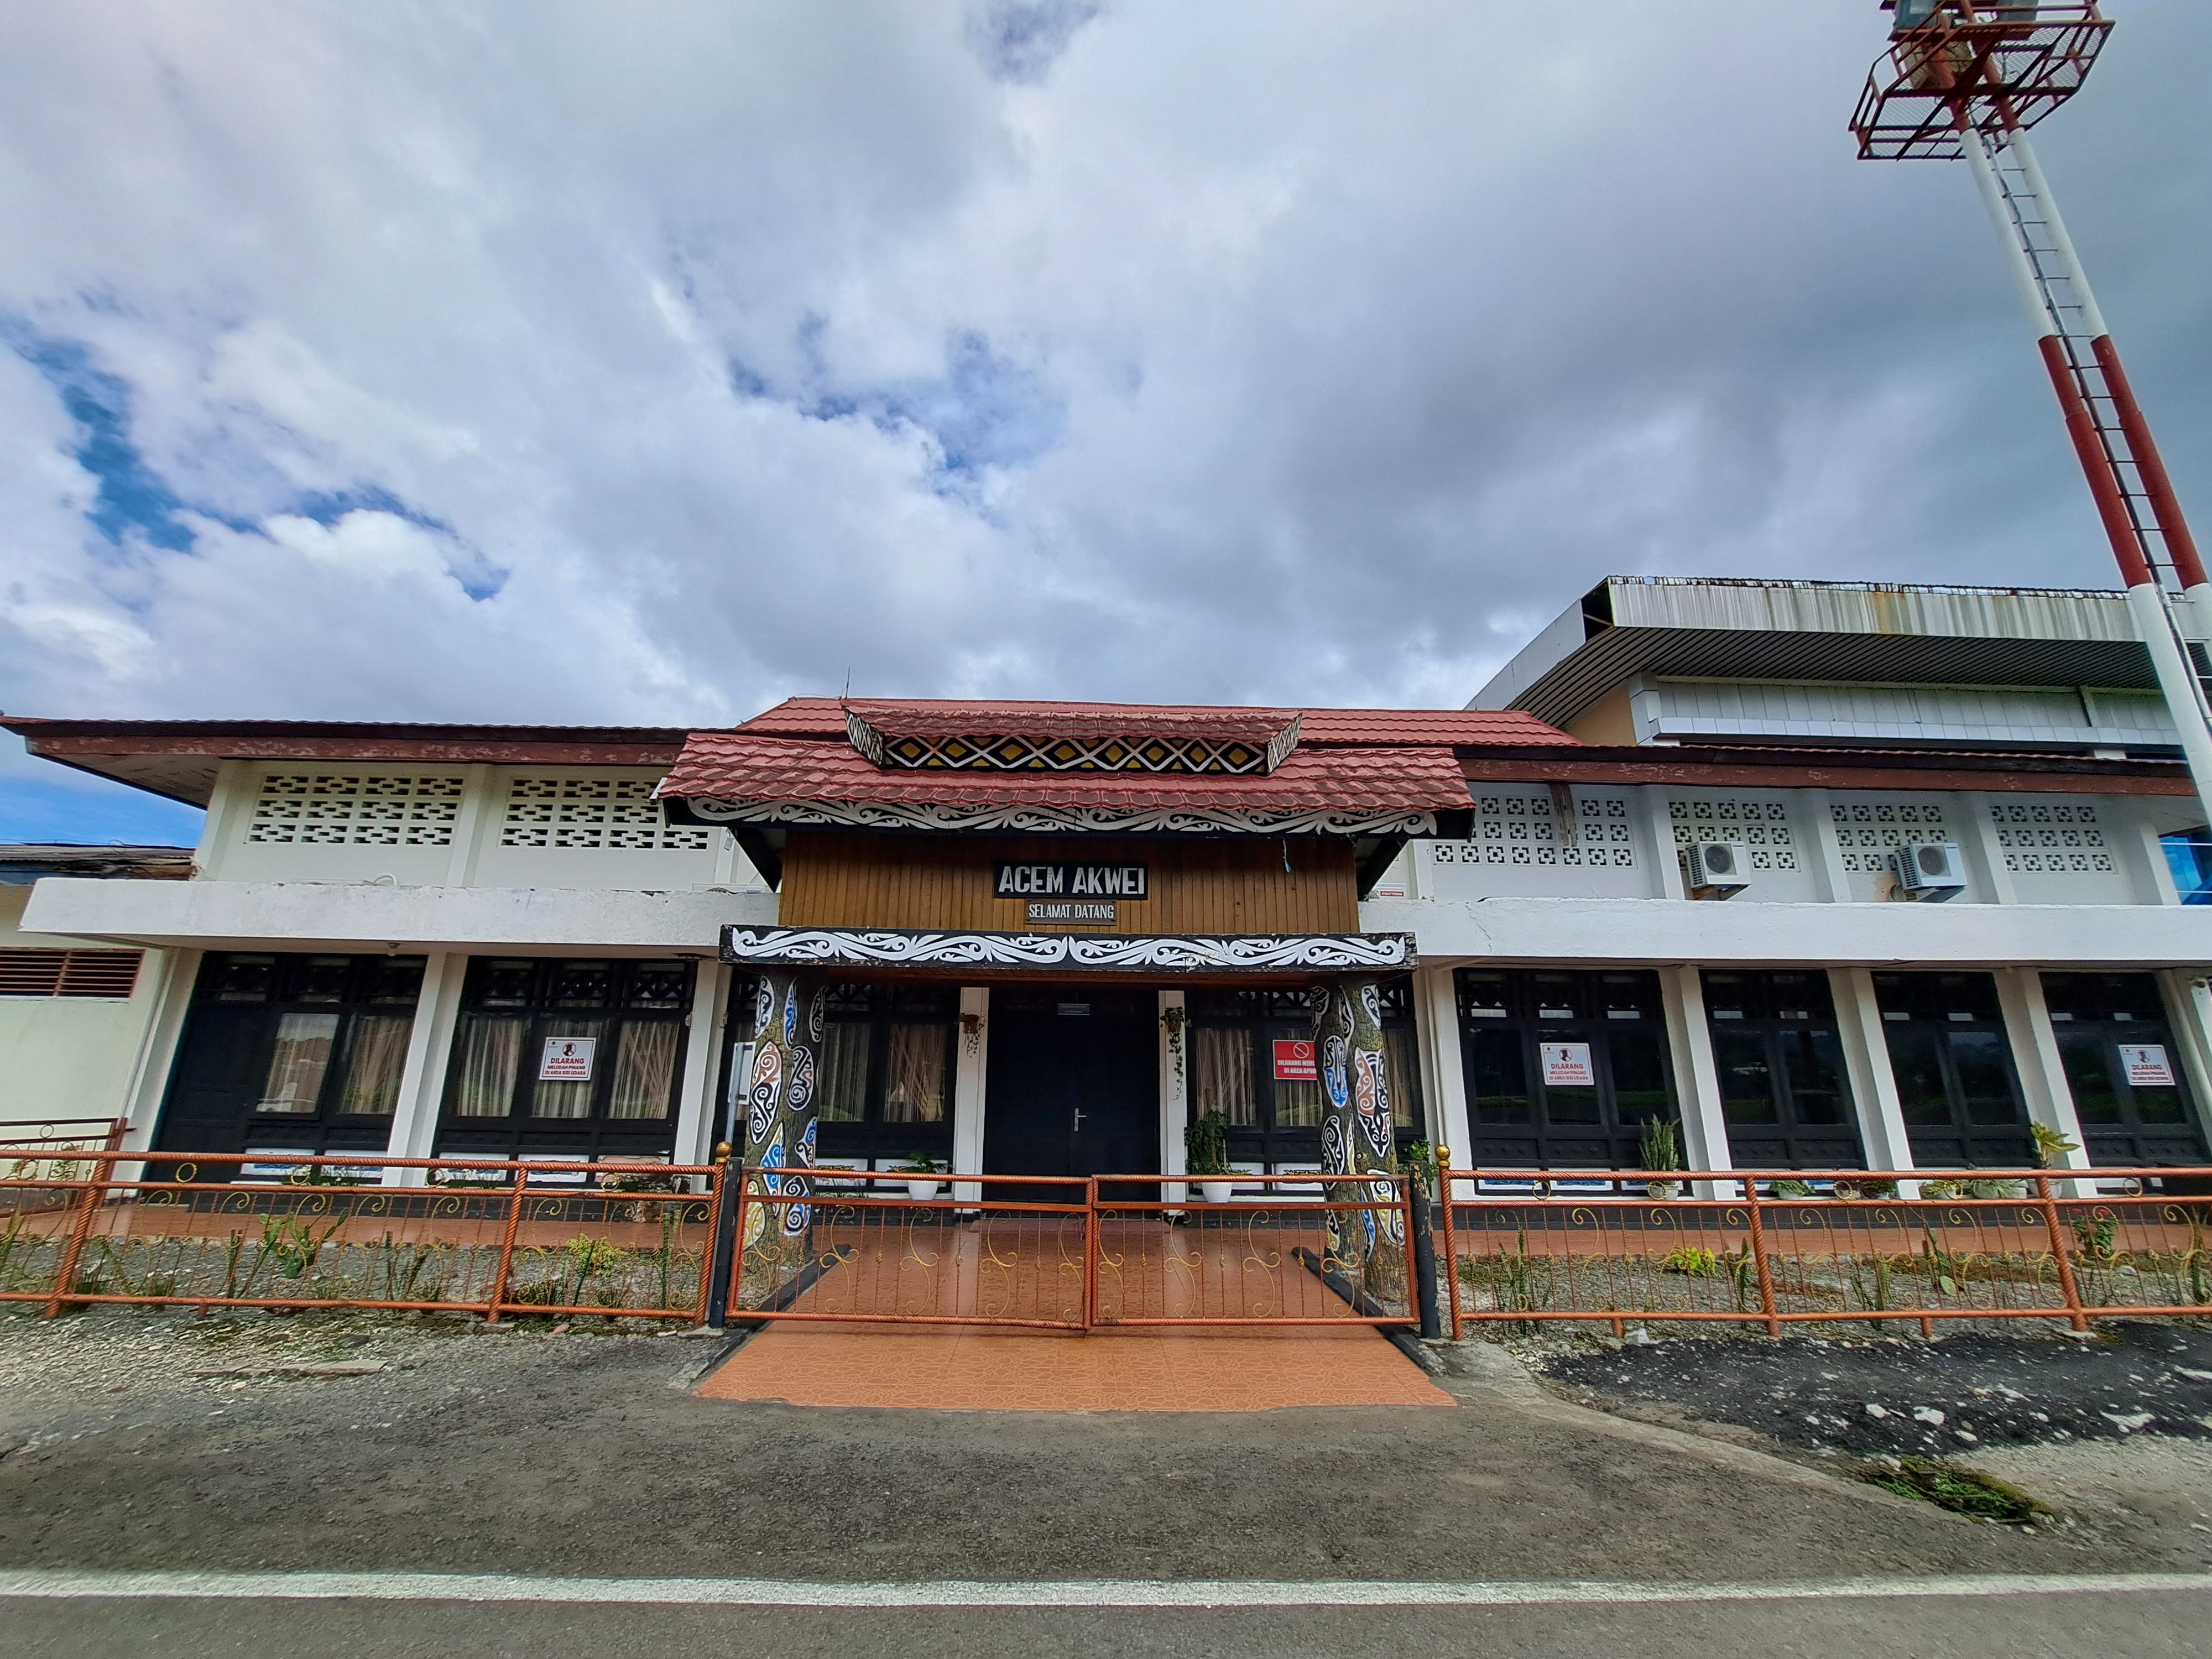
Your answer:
(721, 927), (1417, 974)
(0, 1150), (716, 1323)
(665, 795), (1439, 837)
(1436, 1164), (2212, 1339)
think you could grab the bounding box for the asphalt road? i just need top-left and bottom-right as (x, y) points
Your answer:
(6, 1585), (2209, 1658)
(4, 1309), (2209, 1656)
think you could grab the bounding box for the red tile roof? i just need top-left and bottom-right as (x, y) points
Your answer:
(734, 697), (1567, 748)
(658, 733), (1476, 812)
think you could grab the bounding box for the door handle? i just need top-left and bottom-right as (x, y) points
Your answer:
(1072, 1109), (1086, 1133)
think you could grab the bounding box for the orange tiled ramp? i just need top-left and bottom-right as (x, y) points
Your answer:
(695, 1323), (1455, 1411)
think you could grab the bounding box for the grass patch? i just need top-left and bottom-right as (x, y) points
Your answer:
(1865, 1457), (2048, 1524)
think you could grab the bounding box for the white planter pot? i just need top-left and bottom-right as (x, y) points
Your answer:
(905, 1179), (941, 1202)
(1646, 1180), (1681, 1201)
(1200, 1180), (1235, 1205)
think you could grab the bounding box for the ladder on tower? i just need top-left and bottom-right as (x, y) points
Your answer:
(1974, 127), (2185, 592)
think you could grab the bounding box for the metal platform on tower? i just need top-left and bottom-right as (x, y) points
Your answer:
(1851, 2), (2112, 160)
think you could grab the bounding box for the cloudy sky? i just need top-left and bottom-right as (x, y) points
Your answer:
(2, 0), (2206, 844)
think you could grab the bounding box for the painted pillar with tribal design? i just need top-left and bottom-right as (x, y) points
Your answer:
(738, 967), (827, 1298)
(1311, 978), (1407, 1309)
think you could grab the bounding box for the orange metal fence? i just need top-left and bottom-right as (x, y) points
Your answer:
(1439, 1166), (2212, 1339)
(0, 1150), (717, 1323)
(725, 1169), (1419, 1330)
(730, 1170), (1093, 1330)
(1090, 1173), (1417, 1326)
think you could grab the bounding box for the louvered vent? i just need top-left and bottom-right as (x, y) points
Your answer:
(0, 950), (144, 998)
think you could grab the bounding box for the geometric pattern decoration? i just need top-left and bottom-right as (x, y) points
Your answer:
(721, 926), (1418, 974)
(846, 708), (1300, 775)
(1989, 800), (2116, 875)
(673, 796), (1439, 838)
(246, 771), (466, 846)
(1671, 796), (1798, 873)
(500, 775), (712, 852)
(1436, 790), (1637, 868)
(1830, 799), (1952, 875)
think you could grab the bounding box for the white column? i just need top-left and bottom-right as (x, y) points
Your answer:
(1957, 792), (2020, 906)
(2156, 971), (2212, 1157)
(1830, 968), (1916, 1182)
(1157, 988), (1187, 1204)
(1800, 787), (1850, 904)
(672, 961), (729, 1177)
(1994, 967), (2095, 1197)
(442, 764), (495, 888)
(2120, 816), (2184, 907)
(190, 762), (251, 879)
(1636, 785), (1686, 899)
(1657, 966), (1730, 1194)
(951, 987), (989, 1201)
(1412, 964), (1471, 1196)
(116, 947), (200, 1179)
(380, 951), (465, 1185)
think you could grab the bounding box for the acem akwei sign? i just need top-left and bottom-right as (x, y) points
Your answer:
(993, 862), (1149, 900)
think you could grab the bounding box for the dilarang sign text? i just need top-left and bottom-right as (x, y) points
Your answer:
(993, 861), (1149, 900)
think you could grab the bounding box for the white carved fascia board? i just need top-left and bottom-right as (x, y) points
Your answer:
(666, 796), (1438, 836)
(720, 926), (1418, 974)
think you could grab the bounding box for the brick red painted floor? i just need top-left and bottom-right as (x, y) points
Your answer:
(695, 1323), (1455, 1411)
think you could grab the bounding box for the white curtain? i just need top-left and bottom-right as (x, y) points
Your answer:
(336, 1014), (412, 1116)
(816, 1023), (870, 1122)
(449, 1016), (525, 1118)
(607, 1021), (681, 1120)
(1383, 1027), (1422, 1131)
(882, 1024), (949, 1123)
(257, 1013), (338, 1113)
(531, 1018), (606, 1118)
(1193, 1027), (1257, 1126)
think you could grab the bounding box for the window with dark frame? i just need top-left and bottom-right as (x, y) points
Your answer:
(1186, 982), (1423, 1171)
(810, 982), (959, 1169)
(1700, 969), (1864, 1170)
(435, 958), (694, 1157)
(1871, 971), (2033, 1168)
(2042, 972), (2209, 1165)
(1454, 967), (1676, 1171)
(153, 952), (426, 1159)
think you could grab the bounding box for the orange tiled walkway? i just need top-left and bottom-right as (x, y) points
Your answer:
(695, 1322), (1455, 1411)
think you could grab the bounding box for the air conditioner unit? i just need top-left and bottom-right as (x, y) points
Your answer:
(1895, 841), (1967, 900)
(1686, 841), (1752, 896)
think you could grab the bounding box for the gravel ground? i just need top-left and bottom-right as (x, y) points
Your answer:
(1532, 1321), (2212, 1459)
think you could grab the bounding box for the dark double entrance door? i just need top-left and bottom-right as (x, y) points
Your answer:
(984, 985), (1158, 1183)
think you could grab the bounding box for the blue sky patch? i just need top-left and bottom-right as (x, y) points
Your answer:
(3, 318), (197, 552)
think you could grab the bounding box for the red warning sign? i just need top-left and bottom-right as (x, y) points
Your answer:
(1272, 1039), (1317, 1081)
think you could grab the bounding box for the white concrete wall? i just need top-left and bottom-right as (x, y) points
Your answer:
(23, 877), (780, 954)
(1360, 893), (2212, 971)
(0, 884), (171, 1128)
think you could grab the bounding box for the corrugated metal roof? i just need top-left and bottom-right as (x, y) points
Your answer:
(735, 697), (1563, 748)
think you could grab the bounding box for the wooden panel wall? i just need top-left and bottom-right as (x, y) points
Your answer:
(778, 832), (1359, 935)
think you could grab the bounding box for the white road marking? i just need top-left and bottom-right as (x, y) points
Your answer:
(0, 1570), (2206, 1608)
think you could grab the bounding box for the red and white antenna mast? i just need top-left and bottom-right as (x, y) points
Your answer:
(1852, 2), (2212, 812)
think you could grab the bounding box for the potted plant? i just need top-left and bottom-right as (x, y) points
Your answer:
(1637, 1118), (1682, 1199)
(2031, 1123), (2080, 1168)
(1185, 1110), (1234, 1205)
(896, 1156), (944, 1202)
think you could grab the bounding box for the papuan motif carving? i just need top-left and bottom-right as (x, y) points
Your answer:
(1311, 978), (1406, 1303)
(741, 968), (827, 1290)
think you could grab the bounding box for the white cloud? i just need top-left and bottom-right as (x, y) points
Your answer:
(0, 0), (2205, 755)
